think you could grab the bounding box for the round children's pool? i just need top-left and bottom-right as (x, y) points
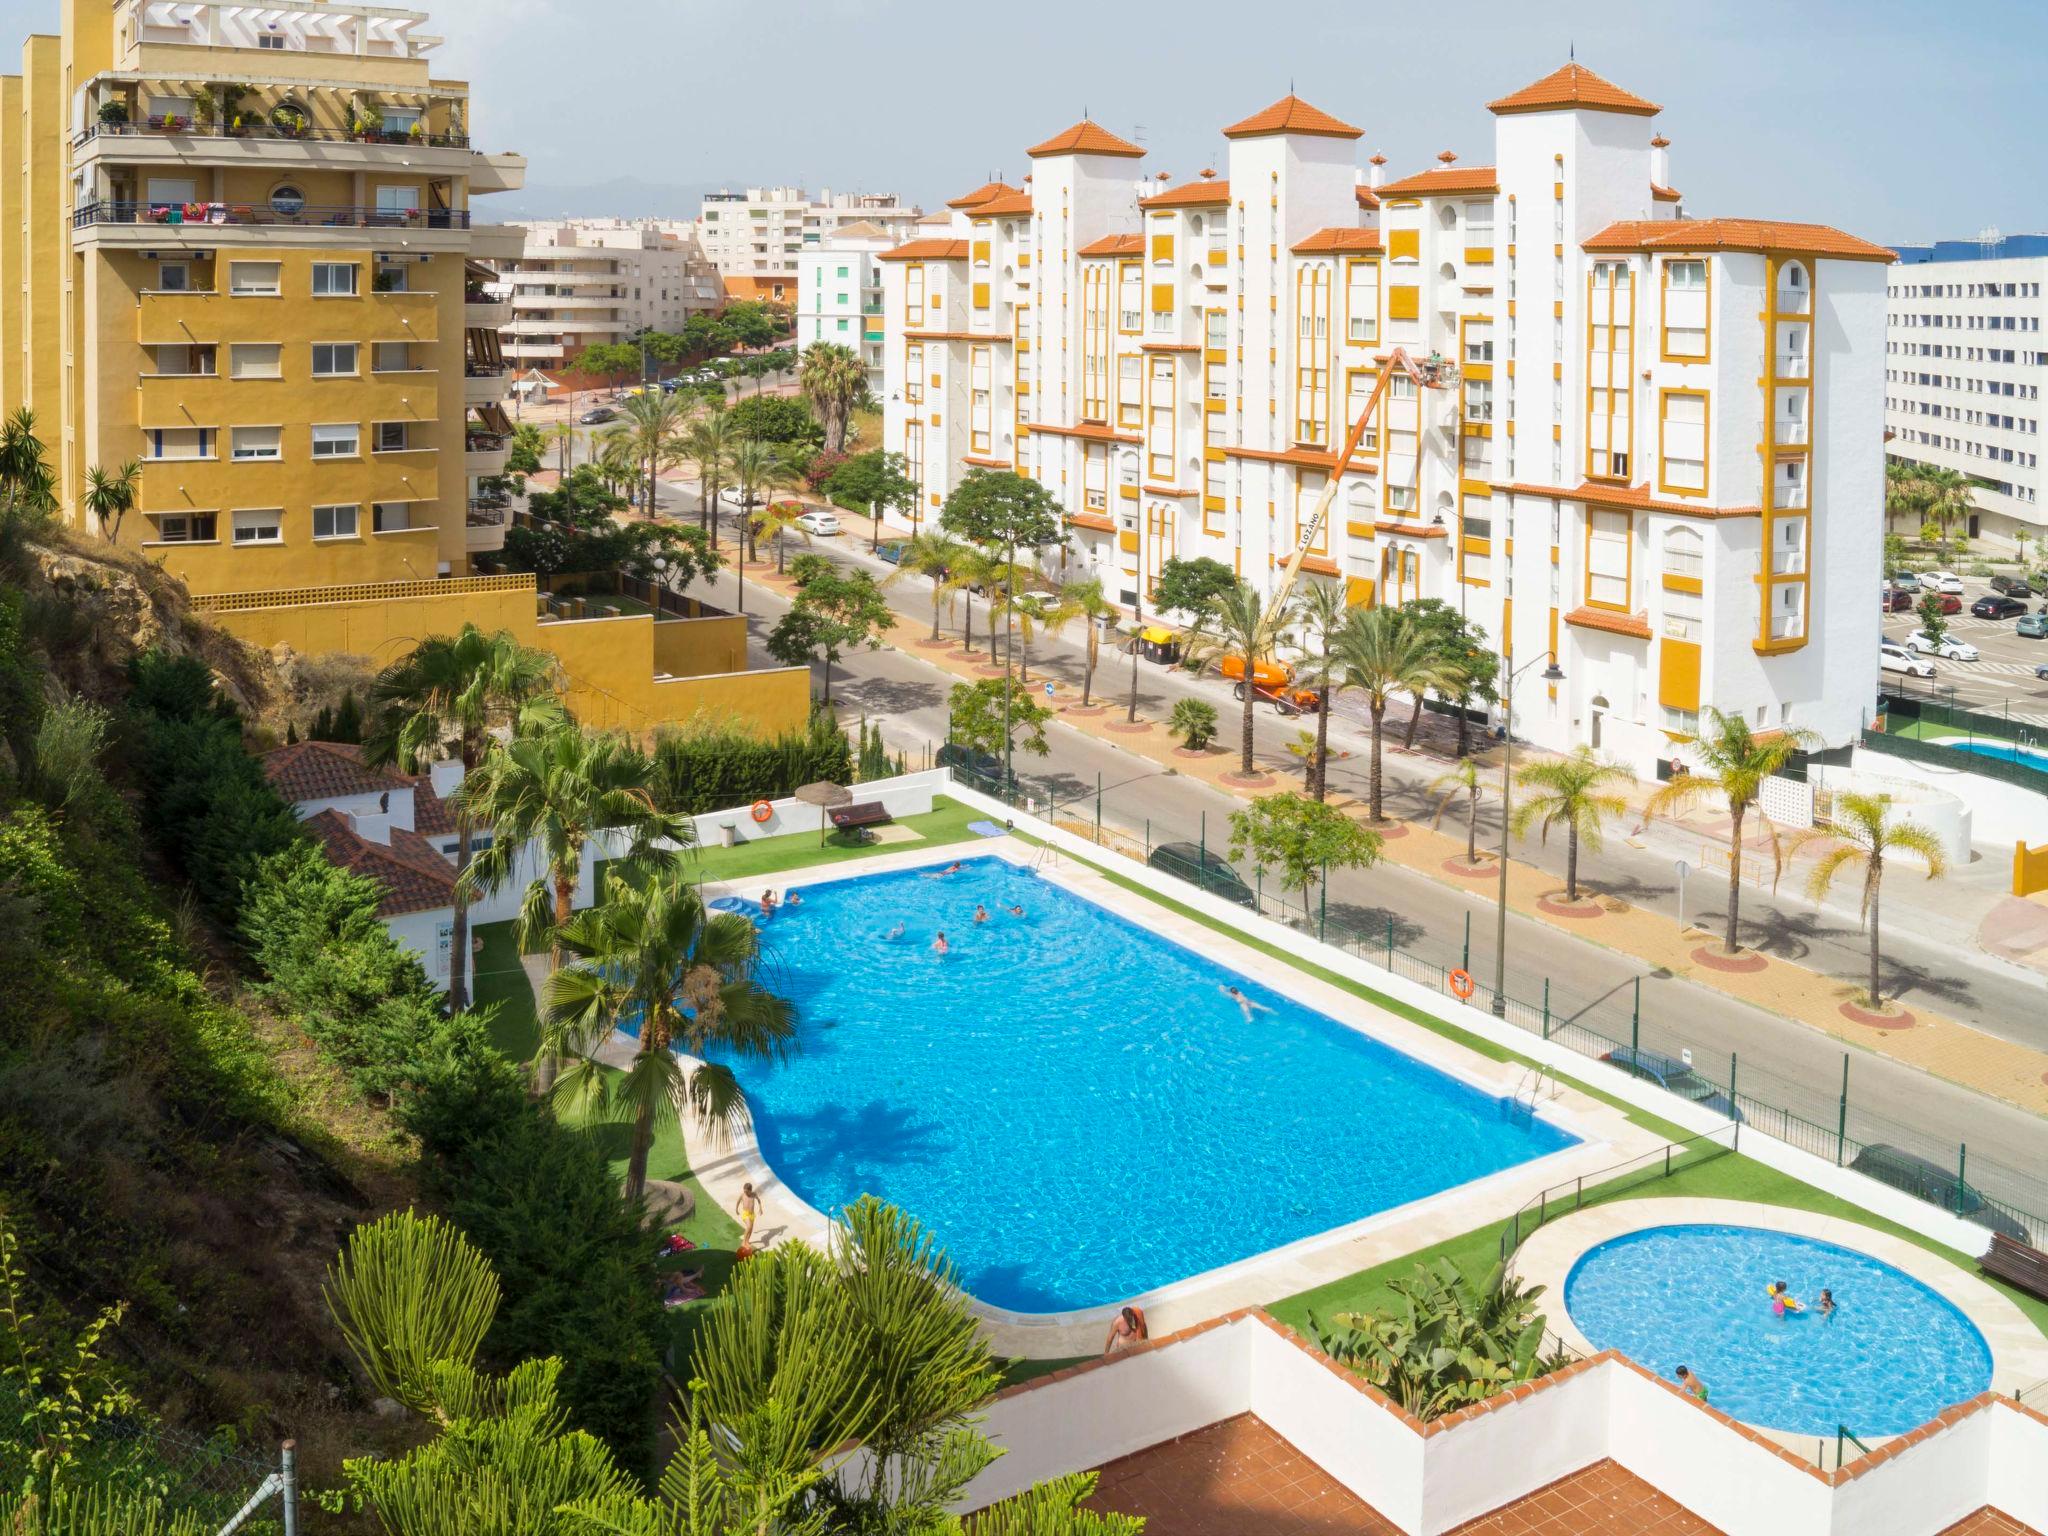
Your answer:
(1562, 1223), (1993, 1436)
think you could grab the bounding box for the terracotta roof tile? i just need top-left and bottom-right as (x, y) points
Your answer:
(947, 180), (1019, 210)
(1292, 227), (1383, 255)
(1025, 420), (1141, 444)
(1582, 217), (1895, 263)
(1067, 512), (1116, 533)
(1377, 165), (1499, 198)
(262, 740), (410, 805)
(1498, 479), (1763, 519)
(1077, 233), (1144, 257)
(1222, 94), (1363, 141)
(1565, 605), (1653, 640)
(303, 810), (457, 918)
(407, 778), (458, 838)
(1488, 62), (1661, 117)
(1026, 120), (1145, 158)
(1139, 178), (1231, 210)
(974, 190), (1033, 217)
(877, 238), (971, 262)
(1651, 183), (1682, 203)
(1355, 184), (1380, 209)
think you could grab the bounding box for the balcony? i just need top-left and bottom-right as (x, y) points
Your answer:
(1773, 482), (1809, 510)
(1768, 611), (1805, 643)
(465, 501), (509, 554)
(464, 364), (509, 405)
(1774, 353), (1809, 380)
(464, 288), (512, 327)
(74, 198), (473, 253)
(1773, 287), (1811, 317)
(1770, 547), (1807, 576)
(1773, 419), (1809, 446)
(77, 118), (471, 151)
(465, 432), (509, 475)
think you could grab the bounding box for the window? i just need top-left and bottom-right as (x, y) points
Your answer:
(151, 344), (214, 377)
(311, 423), (359, 458)
(1659, 391), (1708, 492)
(312, 504), (359, 539)
(1662, 705), (1699, 735)
(146, 95), (195, 123)
(1150, 283), (1174, 335)
(1463, 321), (1493, 364)
(145, 176), (196, 205)
(1343, 371), (1381, 450)
(903, 263), (925, 324)
(1118, 354), (1143, 429)
(1663, 259), (1708, 360)
(1464, 378), (1493, 422)
(1587, 508), (1630, 607)
(311, 343), (358, 377)
(372, 342), (416, 372)
(1147, 357), (1175, 478)
(836, 318), (848, 332)
(371, 502), (412, 532)
(1083, 450), (1107, 511)
(1463, 200), (1494, 245)
(311, 262), (358, 296)
(149, 512), (215, 543)
(1662, 583), (1703, 641)
(904, 341), (924, 404)
(256, 30), (285, 49)
(374, 422), (411, 453)
(145, 427), (212, 461)
(374, 263), (408, 292)
(374, 184), (421, 217)
(155, 261), (192, 292)
(1662, 525), (1705, 580)
(231, 426), (280, 461)
(229, 343), (281, 379)
(1118, 263), (1142, 333)
(229, 261), (281, 296)
(969, 347), (992, 454)
(231, 508), (282, 544)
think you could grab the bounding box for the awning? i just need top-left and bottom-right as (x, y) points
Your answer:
(467, 326), (503, 366)
(472, 402), (514, 435)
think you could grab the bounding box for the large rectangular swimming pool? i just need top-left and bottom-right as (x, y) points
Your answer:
(720, 855), (1576, 1313)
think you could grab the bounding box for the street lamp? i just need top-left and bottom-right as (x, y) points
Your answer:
(1491, 649), (1565, 1016)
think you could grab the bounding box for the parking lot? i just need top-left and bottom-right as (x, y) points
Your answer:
(1881, 572), (2048, 727)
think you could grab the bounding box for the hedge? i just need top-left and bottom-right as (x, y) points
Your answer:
(649, 711), (854, 814)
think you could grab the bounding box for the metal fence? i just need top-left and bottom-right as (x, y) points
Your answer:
(946, 765), (2048, 1251)
(1866, 690), (2048, 792)
(1498, 1127), (1740, 1267)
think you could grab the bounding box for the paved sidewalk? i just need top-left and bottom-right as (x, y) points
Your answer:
(717, 531), (2048, 1119)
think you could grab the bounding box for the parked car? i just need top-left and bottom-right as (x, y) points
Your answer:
(1990, 574), (2037, 598)
(577, 406), (617, 425)
(1888, 571), (1921, 591)
(2035, 662), (2048, 681)
(717, 486), (752, 508)
(1879, 643), (1935, 679)
(1904, 631), (1978, 661)
(1145, 841), (1256, 908)
(796, 510), (843, 536)
(1971, 595), (2027, 620)
(935, 741), (1019, 794)
(877, 540), (910, 565)
(1847, 1145), (2027, 1239)
(2019, 614), (2048, 639)
(1599, 1046), (1744, 1121)
(1923, 591), (1963, 615)
(1922, 570), (1966, 594)
(1881, 587), (1915, 613)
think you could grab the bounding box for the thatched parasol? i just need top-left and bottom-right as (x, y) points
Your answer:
(795, 780), (852, 845)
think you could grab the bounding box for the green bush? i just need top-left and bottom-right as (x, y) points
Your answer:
(649, 711), (853, 814)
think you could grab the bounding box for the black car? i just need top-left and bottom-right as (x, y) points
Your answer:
(1971, 594), (2028, 620)
(1146, 842), (1256, 907)
(1600, 1046), (1744, 1121)
(1847, 1144), (2027, 1239)
(577, 406), (617, 425)
(1990, 574), (2036, 598)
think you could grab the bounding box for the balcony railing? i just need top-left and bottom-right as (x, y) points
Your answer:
(464, 362), (508, 378)
(466, 502), (510, 526)
(76, 119), (469, 150)
(1774, 420), (1809, 445)
(465, 432), (509, 452)
(1774, 288), (1811, 316)
(1775, 354), (1810, 380)
(73, 200), (469, 231)
(1771, 548), (1807, 576)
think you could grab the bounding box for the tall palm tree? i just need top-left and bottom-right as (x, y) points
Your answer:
(942, 546), (997, 654)
(1643, 708), (1821, 955)
(1798, 792), (1947, 1010)
(1291, 580), (1352, 801)
(1430, 756), (1487, 866)
(455, 724), (694, 1092)
(82, 460), (142, 543)
(1509, 747), (1630, 902)
(543, 865), (796, 1205)
(361, 625), (563, 1012)
(615, 390), (688, 519)
(1332, 605), (1441, 823)
(798, 341), (867, 455)
(1883, 460), (1930, 540)
(1183, 580), (1298, 776)
(1002, 585), (1080, 685)
(682, 409), (735, 537)
(751, 500), (812, 574)
(1922, 465), (1977, 562)
(593, 429), (638, 500)
(543, 420), (577, 477)
(728, 439), (787, 564)
(883, 529), (969, 641)
(1054, 576), (1115, 706)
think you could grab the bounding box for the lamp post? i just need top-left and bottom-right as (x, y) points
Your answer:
(1491, 649), (1565, 1016)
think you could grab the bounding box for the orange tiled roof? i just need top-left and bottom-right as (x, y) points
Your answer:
(262, 740), (410, 804)
(1582, 218), (1895, 263)
(1067, 512), (1117, 532)
(975, 190), (1033, 217)
(1487, 63), (1661, 117)
(1078, 233), (1145, 257)
(1498, 479), (1763, 520)
(947, 180), (1019, 210)
(1297, 555), (1341, 576)
(1651, 183), (1682, 204)
(877, 238), (971, 262)
(1222, 94), (1363, 141)
(1564, 606), (1654, 640)
(1140, 178), (1231, 210)
(1355, 184), (1380, 210)
(1027, 119), (1145, 158)
(1025, 420), (1141, 445)
(1376, 165), (1499, 198)
(302, 809), (457, 918)
(1292, 227), (1383, 255)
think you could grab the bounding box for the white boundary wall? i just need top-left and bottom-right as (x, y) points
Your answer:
(681, 769), (946, 849)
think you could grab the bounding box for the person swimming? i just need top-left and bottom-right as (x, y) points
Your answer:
(1103, 1304), (1148, 1356)
(785, 891), (803, 907)
(922, 861), (966, 879)
(972, 904), (990, 924)
(1767, 1281), (1805, 1317)
(1818, 1288), (1836, 1321)
(886, 922), (906, 940)
(1007, 903), (1026, 917)
(1221, 985), (1271, 1023)
(1675, 1365), (1709, 1404)
(759, 889), (778, 917)
(931, 931), (950, 955)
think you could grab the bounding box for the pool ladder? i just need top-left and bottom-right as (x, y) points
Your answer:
(1512, 1064), (1560, 1115)
(1030, 842), (1062, 875)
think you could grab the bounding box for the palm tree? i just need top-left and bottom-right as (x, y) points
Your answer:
(1884, 460), (1931, 540)
(1291, 581), (1351, 801)
(82, 459), (142, 543)
(883, 529), (969, 641)
(455, 724), (694, 1093)
(1055, 576), (1116, 706)
(728, 439), (786, 564)
(681, 409), (734, 537)
(943, 546), (997, 654)
(615, 390), (688, 519)
(798, 341), (867, 455)
(1798, 792), (1947, 1010)
(1431, 756), (1487, 866)
(543, 420), (577, 477)
(751, 499), (812, 574)
(1642, 708), (1821, 955)
(0, 408), (56, 524)
(543, 864), (796, 1205)
(1332, 605), (1441, 824)
(1182, 580), (1298, 776)
(361, 626), (563, 1012)
(593, 428), (637, 500)
(1923, 465), (1977, 562)
(998, 583), (1078, 684)
(1509, 747), (1630, 902)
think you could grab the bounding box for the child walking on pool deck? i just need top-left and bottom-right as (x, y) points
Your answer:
(735, 1182), (762, 1246)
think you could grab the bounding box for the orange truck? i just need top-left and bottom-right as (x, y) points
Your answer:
(1217, 655), (1320, 714)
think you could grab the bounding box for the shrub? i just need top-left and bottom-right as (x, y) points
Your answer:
(648, 711), (853, 814)
(1168, 697), (1220, 751)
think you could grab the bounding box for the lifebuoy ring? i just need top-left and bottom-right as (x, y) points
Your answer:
(1448, 968), (1476, 1001)
(750, 800), (774, 824)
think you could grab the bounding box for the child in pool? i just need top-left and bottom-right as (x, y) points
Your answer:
(1766, 1281), (1805, 1317)
(1818, 1288), (1835, 1321)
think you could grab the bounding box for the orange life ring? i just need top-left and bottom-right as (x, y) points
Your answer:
(1448, 968), (1476, 1001)
(750, 800), (774, 824)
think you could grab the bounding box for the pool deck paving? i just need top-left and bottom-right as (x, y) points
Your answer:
(727, 545), (2048, 1123)
(672, 836), (1659, 1359)
(1512, 1196), (2048, 1453)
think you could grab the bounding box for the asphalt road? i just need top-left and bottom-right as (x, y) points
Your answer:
(650, 479), (2048, 1220)
(1881, 574), (2048, 728)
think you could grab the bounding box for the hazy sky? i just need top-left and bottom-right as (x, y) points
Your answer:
(7, 0), (2039, 242)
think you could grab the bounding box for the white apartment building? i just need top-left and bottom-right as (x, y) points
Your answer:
(796, 222), (896, 396)
(495, 220), (720, 376)
(1884, 234), (2048, 552)
(698, 186), (921, 300)
(880, 66), (1890, 778)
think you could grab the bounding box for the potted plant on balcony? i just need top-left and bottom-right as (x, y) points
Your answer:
(407, 120), (425, 143)
(96, 99), (128, 127)
(270, 100), (308, 139)
(351, 103), (383, 142)
(192, 86), (218, 130)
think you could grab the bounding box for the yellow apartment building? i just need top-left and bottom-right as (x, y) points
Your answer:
(3, 0), (808, 737)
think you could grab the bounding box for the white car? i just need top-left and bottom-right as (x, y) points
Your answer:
(1904, 631), (1978, 662)
(717, 486), (751, 508)
(1922, 570), (1966, 595)
(1880, 643), (1936, 679)
(796, 510), (842, 536)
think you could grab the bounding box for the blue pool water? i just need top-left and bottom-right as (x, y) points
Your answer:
(1935, 737), (2048, 769)
(710, 856), (1577, 1313)
(1564, 1224), (1992, 1435)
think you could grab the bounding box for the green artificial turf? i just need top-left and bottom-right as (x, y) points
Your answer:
(675, 793), (989, 885)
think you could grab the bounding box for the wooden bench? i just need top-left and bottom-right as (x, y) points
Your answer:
(826, 802), (893, 845)
(1981, 1231), (2048, 1301)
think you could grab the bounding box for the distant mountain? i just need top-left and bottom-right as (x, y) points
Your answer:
(481, 176), (727, 222)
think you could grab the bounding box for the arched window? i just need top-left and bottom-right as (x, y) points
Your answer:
(1663, 525), (1704, 580)
(1347, 480), (1375, 520)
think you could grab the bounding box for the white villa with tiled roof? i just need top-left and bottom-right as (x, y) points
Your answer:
(879, 63), (1890, 777)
